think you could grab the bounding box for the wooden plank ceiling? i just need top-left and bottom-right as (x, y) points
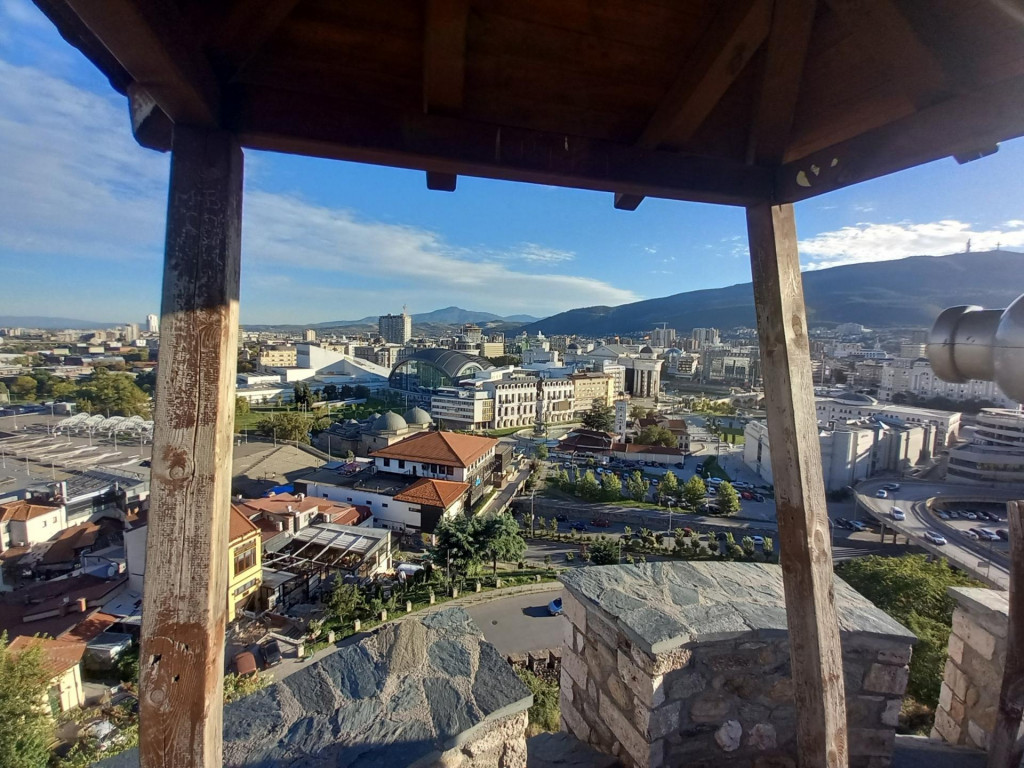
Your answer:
(35, 0), (1024, 206)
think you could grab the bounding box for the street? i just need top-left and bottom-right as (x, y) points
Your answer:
(467, 590), (566, 655)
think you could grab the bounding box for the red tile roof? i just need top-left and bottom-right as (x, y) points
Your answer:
(393, 478), (469, 508)
(7, 635), (86, 676)
(0, 499), (62, 523)
(370, 431), (496, 468)
(59, 612), (118, 643)
(42, 521), (100, 564)
(229, 504), (260, 542)
(612, 443), (685, 456)
(236, 493), (322, 516)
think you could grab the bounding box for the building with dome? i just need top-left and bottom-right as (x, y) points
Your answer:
(388, 349), (493, 401)
(313, 407), (433, 458)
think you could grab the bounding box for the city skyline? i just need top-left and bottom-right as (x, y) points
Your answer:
(2, 0), (1024, 326)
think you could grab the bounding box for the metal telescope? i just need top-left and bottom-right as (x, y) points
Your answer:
(927, 293), (1024, 403)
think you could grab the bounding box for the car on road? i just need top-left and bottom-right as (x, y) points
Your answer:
(261, 639), (282, 668)
(924, 531), (947, 545)
(695, 464), (704, 473)
(882, 483), (901, 491)
(875, 490), (888, 498)
(936, 511), (950, 520)
(570, 522), (589, 531)
(848, 521), (867, 532)
(555, 514), (568, 522)
(590, 519), (611, 528)
(963, 530), (980, 540)
(548, 597), (563, 616)
(834, 518), (850, 529)
(890, 508), (906, 521)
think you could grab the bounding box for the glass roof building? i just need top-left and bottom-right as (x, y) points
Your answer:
(388, 349), (493, 397)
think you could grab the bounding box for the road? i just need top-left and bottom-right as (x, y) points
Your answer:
(855, 478), (1021, 588)
(467, 590), (566, 655)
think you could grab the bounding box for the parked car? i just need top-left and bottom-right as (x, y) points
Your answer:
(733, 482), (753, 490)
(834, 518), (850, 529)
(848, 521), (867, 532)
(548, 597), (563, 616)
(674, 462), (685, 469)
(890, 508), (906, 521)
(740, 491), (754, 500)
(964, 529), (980, 540)
(695, 464), (704, 474)
(707, 477), (724, 485)
(875, 490), (888, 498)
(978, 529), (1001, 541)
(233, 651), (258, 677)
(997, 529), (1010, 541)
(751, 535), (765, 546)
(715, 531), (730, 541)
(963, 511), (978, 520)
(937, 511), (950, 520)
(751, 494), (765, 503)
(261, 639), (282, 668)
(701, 504), (721, 515)
(924, 531), (947, 545)
(947, 510), (960, 519)
(590, 519), (611, 528)
(555, 514), (568, 522)
(570, 522), (589, 531)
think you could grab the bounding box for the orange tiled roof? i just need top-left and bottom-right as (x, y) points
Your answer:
(7, 635), (85, 676)
(393, 478), (469, 508)
(0, 499), (62, 523)
(370, 431), (496, 468)
(229, 504), (260, 542)
(59, 612), (118, 643)
(236, 493), (322, 516)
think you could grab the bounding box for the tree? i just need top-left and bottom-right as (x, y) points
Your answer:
(478, 514), (526, 575)
(836, 555), (980, 706)
(716, 482), (741, 515)
(536, 444), (548, 460)
(636, 425), (676, 447)
(322, 383), (339, 401)
(576, 470), (601, 501)
(486, 355), (522, 367)
(293, 381), (314, 409)
(682, 475), (706, 508)
(353, 385), (371, 400)
(628, 403), (647, 420)
(75, 369), (151, 416)
(660, 471), (678, 497)
(740, 536), (756, 557)
(0, 632), (55, 768)
(762, 536), (775, 560)
(601, 472), (622, 501)
(0, 381), (7, 401)
(625, 471), (648, 502)
(256, 411), (311, 443)
(432, 516), (481, 578)
(581, 402), (615, 432)
(588, 538), (619, 565)
(9, 375), (37, 402)
(235, 397), (250, 419)
(326, 581), (363, 624)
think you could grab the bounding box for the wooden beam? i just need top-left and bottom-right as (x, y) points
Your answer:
(614, 0), (773, 210)
(747, 0), (817, 165)
(128, 83), (173, 152)
(746, 202), (848, 768)
(139, 125), (242, 768)
(989, 499), (1024, 768)
(426, 171), (458, 191)
(209, 0), (302, 80)
(823, 0), (949, 107)
(230, 87), (774, 207)
(423, 0), (470, 115)
(776, 74), (1024, 202)
(64, 0), (220, 126)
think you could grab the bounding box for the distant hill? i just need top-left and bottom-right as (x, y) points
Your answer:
(311, 306), (539, 328)
(0, 316), (117, 329)
(519, 250), (1024, 335)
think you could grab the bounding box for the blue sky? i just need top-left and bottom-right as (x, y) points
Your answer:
(1, 0), (1022, 326)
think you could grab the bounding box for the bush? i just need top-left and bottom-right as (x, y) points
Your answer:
(223, 671), (271, 703)
(515, 668), (560, 736)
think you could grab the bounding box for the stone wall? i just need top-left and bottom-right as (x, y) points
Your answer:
(559, 562), (916, 768)
(931, 587), (1009, 751)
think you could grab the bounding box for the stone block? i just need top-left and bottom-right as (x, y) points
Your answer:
(881, 698), (902, 728)
(931, 706), (962, 745)
(715, 720), (742, 752)
(876, 646), (912, 666)
(848, 728), (894, 757)
(634, 700), (682, 740)
(966, 719), (988, 750)
(847, 695), (885, 725)
(561, 620), (575, 652)
(747, 722), (777, 751)
(946, 633), (965, 666)
(945, 660), (968, 700)
(954, 614), (997, 661)
(738, 702), (770, 724)
(560, 697), (591, 743)
(948, 692), (965, 725)
(562, 591), (587, 633)
(937, 683), (953, 714)
(599, 687), (652, 767)
(765, 675), (795, 703)
(618, 649), (665, 709)
(642, 645), (692, 677)
(690, 692), (732, 723)
(586, 607), (621, 649)
(862, 664), (909, 695)
(605, 669), (634, 711)
(666, 669), (706, 701)
(562, 648), (588, 688)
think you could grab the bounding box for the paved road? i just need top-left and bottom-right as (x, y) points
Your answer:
(855, 478), (1021, 588)
(467, 590), (566, 655)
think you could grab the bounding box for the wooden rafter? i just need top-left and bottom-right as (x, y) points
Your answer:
(823, 0), (949, 107)
(776, 73), (1024, 202)
(208, 0), (302, 81)
(232, 87), (774, 206)
(747, 0), (817, 165)
(423, 0), (470, 191)
(65, 0), (220, 126)
(614, 0), (773, 210)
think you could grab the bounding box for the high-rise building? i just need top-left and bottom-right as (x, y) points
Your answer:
(124, 323), (140, 342)
(379, 311), (412, 344)
(146, 314), (159, 334)
(651, 325), (677, 348)
(460, 323), (483, 344)
(304, 329), (317, 342)
(691, 327), (720, 348)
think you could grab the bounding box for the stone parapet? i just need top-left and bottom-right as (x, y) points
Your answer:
(559, 562), (915, 768)
(930, 587), (1010, 751)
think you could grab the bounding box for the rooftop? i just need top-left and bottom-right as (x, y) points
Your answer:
(371, 430), (497, 468)
(7, 634), (86, 677)
(393, 477), (471, 508)
(0, 499), (62, 523)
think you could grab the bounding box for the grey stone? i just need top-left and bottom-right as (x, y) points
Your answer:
(473, 640), (530, 715)
(425, 675), (475, 739)
(747, 722), (777, 750)
(429, 637), (473, 678)
(715, 719), (743, 751)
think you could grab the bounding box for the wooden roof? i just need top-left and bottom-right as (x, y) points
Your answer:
(33, 0), (1024, 207)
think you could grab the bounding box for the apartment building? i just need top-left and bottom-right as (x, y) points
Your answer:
(430, 387), (495, 430)
(878, 357), (1016, 408)
(947, 408), (1024, 485)
(379, 312), (412, 344)
(570, 371), (615, 413)
(258, 345), (297, 369)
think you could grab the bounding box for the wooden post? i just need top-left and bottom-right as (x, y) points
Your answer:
(988, 500), (1024, 768)
(139, 125), (243, 768)
(746, 203), (848, 768)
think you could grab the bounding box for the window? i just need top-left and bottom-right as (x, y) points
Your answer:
(382, 503), (388, 508)
(399, 460), (406, 469)
(233, 541), (257, 576)
(383, 458), (391, 467)
(233, 577), (259, 596)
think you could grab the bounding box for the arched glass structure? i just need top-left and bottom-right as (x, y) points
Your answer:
(389, 349), (492, 394)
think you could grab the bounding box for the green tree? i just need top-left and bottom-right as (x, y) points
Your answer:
(588, 538), (619, 565)
(322, 383), (339, 401)
(628, 403), (647, 420)
(293, 381), (314, 409)
(432, 515), (482, 578)
(9, 375), (38, 402)
(601, 472), (622, 501)
(716, 482), (741, 515)
(836, 555), (980, 706)
(45, 378), (77, 401)
(478, 514), (526, 574)
(581, 402), (615, 432)
(625, 471), (648, 502)
(576, 470), (601, 501)
(741, 536), (756, 557)
(762, 536), (775, 560)
(256, 411), (311, 443)
(682, 475), (706, 508)
(353, 385), (371, 400)
(325, 581), (364, 624)
(536, 444), (548, 460)
(660, 471), (678, 497)
(75, 369), (151, 416)
(0, 632), (55, 768)
(637, 425), (676, 447)
(235, 396), (250, 419)
(0, 381), (8, 401)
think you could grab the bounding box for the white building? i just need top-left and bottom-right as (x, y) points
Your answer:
(538, 377), (575, 425)
(146, 314), (159, 334)
(947, 408), (1024, 485)
(482, 375), (540, 430)
(878, 358), (1016, 409)
(430, 386), (495, 430)
(379, 312), (412, 344)
(815, 392), (959, 452)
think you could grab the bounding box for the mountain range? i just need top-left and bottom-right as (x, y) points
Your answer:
(518, 250), (1024, 336)
(311, 306), (539, 328)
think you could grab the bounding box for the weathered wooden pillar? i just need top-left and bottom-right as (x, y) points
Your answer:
(139, 125), (243, 768)
(746, 202), (848, 768)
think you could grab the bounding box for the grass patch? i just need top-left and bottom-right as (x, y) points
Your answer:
(515, 668), (560, 736)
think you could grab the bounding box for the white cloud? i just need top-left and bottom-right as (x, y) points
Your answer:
(0, 55), (639, 319)
(799, 220), (1024, 270)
